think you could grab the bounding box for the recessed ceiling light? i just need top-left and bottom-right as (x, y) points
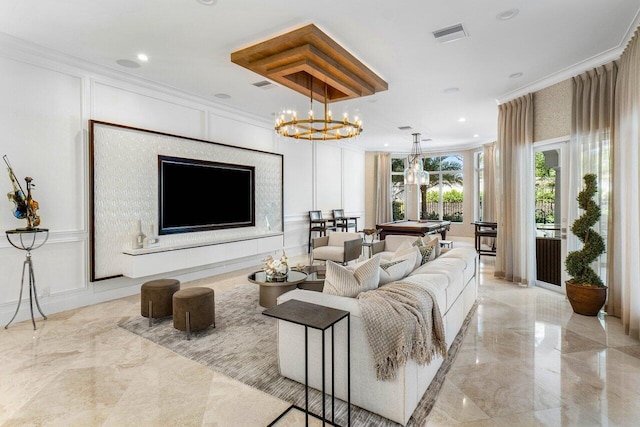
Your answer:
(473, 134), (480, 138)
(116, 59), (140, 68)
(509, 72), (524, 79)
(214, 93), (231, 99)
(497, 8), (519, 21)
(137, 53), (149, 62)
(197, 0), (217, 5)
(384, 143), (389, 147)
(458, 117), (466, 123)
(444, 87), (459, 94)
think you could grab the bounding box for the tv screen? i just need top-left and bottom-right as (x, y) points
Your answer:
(158, 155), (255, 234)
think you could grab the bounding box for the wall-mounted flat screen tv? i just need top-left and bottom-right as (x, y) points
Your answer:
(158, 155), (255, 235)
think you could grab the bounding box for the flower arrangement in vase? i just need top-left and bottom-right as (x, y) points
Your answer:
(263, 251), (289, 282)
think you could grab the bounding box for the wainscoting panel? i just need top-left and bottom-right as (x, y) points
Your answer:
(0, 239), (86, 307)
(315, 143), (342, 211)
(92, 82), (207, 140)
(0, 55), (85, 233)
(281, 139), (314, 217)
(343, 148), (366, 218)
(208, 111), (274, 152)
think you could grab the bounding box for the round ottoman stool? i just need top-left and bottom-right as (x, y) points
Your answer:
(173, 287), (215, 339)
(141, 278), (181, 327)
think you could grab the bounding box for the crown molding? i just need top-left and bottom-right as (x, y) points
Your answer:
(0, 32), (273, 128)
(496, 10), (640, 104)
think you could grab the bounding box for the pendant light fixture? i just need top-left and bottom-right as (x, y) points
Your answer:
(404, 133), (429, 185)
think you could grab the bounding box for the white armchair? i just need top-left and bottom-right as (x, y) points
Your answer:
(311, 232), (362, 265)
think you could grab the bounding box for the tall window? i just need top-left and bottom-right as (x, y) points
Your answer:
(420, 155), (464, 222)
(475, 151), (484, 221)
(391, 157), (405, 220)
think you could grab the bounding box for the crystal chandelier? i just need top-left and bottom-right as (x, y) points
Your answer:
(404, 133), (429, 185)
(275, 77), (362, 141)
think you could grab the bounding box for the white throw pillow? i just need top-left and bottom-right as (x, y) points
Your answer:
(392, 244), (422, 272)
(378, 259), (411, 286)
(323, 255), (381, 297)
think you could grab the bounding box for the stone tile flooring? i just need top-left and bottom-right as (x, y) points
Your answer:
(1, 254), (639, 426)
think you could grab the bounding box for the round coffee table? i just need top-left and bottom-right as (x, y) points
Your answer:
(248, 270), (308, 308)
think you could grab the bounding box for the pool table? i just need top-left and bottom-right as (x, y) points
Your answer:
(376, 220), (451, 240)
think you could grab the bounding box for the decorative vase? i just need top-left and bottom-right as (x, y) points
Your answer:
(266, 269), (289, 282)
(133, 219), (146, 249)
(565, 281), (607, 316)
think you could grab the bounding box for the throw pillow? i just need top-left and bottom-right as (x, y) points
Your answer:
(392, 244), (421, 272)
(323, 254), (381, 297)
(423, 237), (439, 262)
(378, 259), (411, 286)
(417, 244), (435, 265)
(411, 237), (425, 247)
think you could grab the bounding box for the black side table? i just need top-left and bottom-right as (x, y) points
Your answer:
(263, 299), (351, 427)
(5, 228), (49, 330)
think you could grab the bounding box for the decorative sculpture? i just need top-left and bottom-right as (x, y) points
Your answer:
(3, 155), (40, 229)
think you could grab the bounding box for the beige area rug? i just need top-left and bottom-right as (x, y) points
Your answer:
(118, 281), (477, 426)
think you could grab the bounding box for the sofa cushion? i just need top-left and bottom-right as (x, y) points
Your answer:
(378, 259), (411, 286)
(323, 255), (381, 297)
(313, 246), (346, 263)
(383, 235), (423, 252)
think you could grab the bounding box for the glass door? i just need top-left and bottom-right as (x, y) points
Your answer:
(533, 141), (568, 292)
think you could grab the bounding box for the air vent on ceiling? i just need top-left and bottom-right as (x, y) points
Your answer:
(252, 80), (275, 89)
(398, 126), (413, 130)
(432, 23), (468, 43)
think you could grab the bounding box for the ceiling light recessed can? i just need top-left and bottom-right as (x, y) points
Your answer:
(214, 93), (231, 99)
(497, 8), (519, 21)
(458, 117), (466, 123)
(473, 134), (480, 138)
(116, 59), (140, 69)
(197, 0), (218, 5)
(137, 53), (149, 62)
(444, 87), (459, 94)
(509, 72), (524, 79)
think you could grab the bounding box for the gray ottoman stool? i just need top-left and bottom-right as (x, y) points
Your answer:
(141, 278), (181, 327)
(173, 287), (215, 339)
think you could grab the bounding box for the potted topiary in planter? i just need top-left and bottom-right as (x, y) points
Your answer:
(565, 173), (607, 316)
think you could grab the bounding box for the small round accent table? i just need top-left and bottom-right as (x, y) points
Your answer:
(5, 228), (49, 330)
(248, 270), (308, 308)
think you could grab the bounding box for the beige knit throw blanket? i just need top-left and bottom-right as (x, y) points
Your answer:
(356, 278), (447, 381)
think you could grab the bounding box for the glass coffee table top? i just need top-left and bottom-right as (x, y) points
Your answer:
(248, 270), (308, 286)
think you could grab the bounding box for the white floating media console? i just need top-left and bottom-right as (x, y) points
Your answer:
(121, 233), (284, 278)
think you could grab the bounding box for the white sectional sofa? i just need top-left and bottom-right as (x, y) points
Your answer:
(275, 240), (478, 426)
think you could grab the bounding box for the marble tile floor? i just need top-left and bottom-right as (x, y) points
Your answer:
(1, 256), (640, 426)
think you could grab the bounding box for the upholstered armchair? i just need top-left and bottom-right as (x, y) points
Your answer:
(311, 232), (362, 265)
(371, 234), (429, 260)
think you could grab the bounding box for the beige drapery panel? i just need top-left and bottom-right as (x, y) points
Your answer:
(375, 153), (392, 225)
(570, 64), (616, 293)
(610, 29), (640, 338)
(482, 142), (497, 222)
(495, 94), (535, 285)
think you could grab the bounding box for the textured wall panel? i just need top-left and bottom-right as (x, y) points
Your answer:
(534, 79), (572, 142)
(91, 122), (283, 280)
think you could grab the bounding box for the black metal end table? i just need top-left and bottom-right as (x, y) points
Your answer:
(5, 228), (49, 330)
(263, 299), (351, 427)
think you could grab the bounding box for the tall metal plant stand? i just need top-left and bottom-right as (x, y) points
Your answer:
(4, 228), (49, 330)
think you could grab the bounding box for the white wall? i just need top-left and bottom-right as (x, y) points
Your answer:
(0, 36), (365, 323)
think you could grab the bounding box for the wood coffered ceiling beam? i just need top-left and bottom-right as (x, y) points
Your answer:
(231, 24), (388, 103)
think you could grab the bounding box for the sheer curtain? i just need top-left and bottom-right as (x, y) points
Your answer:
(610, 30), (640, 338)
(570, 64), (616, 289)
(375, 153), (392, 225)
(495, 94), (535, 285)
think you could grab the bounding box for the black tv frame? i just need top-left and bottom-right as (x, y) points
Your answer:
(158, 155), (255, 235)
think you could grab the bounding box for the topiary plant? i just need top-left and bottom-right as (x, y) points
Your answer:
(565, 174), (606, 287)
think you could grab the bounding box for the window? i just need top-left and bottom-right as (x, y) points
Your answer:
(391, 157), (405, 220)
(420, 155), (463, 222)
(475, 151), (484, 221)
